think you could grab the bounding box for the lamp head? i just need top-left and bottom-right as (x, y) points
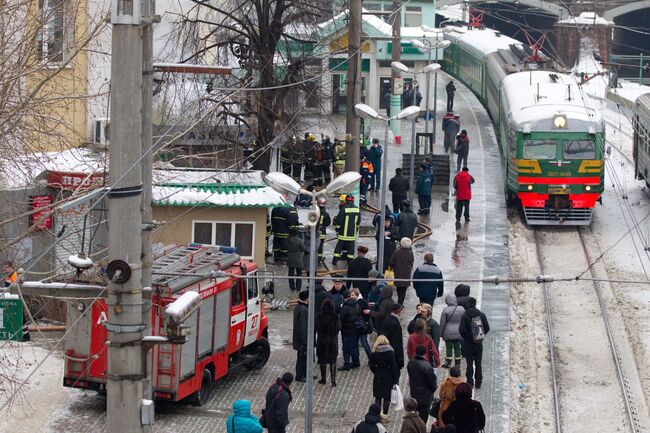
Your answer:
(264, 171), (301, 195)
(325, 172), (362, 194)
(423, 63), (441, 73)
(435, 40), (451, 49)
(391, 61), (410, 74)
(396, 105), (421, 120)
(410, 39), (426, 50)
(420, 24), (435, 33)
(354, 103), (381, 120)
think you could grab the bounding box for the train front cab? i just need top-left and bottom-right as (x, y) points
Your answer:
(506, 131), (604, 225)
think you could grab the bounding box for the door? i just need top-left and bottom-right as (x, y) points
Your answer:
(228, 279), (247, 353)
(244, 272), (261, 346)
(379, 77), (391, 110)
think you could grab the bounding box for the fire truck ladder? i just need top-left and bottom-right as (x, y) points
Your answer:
(152, 244), (241, 293)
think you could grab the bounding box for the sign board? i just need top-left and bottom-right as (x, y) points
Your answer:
(0, 297), (23, 341)
(30, 195), (53, 230)
(393, 77), (404, 95)
(47, 171), (104, 190)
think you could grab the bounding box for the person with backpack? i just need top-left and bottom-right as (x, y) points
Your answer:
(400, 398), (428, 433)
(262, 373), (293, 433)
(459, 297), (490, 389)
(442, 382), (486, 433)
(340, 290), (362, 371)
(226, 400), (263, 433)
(351, 403), (388, 433)
(439, 294), (465, 369)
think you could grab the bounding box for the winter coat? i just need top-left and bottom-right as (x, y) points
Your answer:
(442, 114), (460, 137)
(453, 171), (474, 201)
(340, 299), (361, 336)
(415, 170), (432, 196)
(454, 284), (471, 310)
(352, 411), (388, 433)
(316, 306), (340, 364)
(412, 262), (444, 301)
(459, 306), (490, 350)
(314, 284), (328, 316)
(369, 145), (383, 171)
(389, 248), (414, 289)
(286, 234), (304, 268)
(381, 314), (404, 368)
(446, 81), (456, 96)
(264, 380), (292, 430)
(226, 400), (263, 433)
(406, 333), (440, 366)
(366, 284), (395, 332)
(400, 411), (427, 433)
(369, 345), (399, 400)
(439, 294), (465, 341)
(455, 135), (470, 159)
(437, 376), (465, 425)
(442, 384), (486, 433)
(328, 287), (345, 314)
(406, 356), (437, 406)
(396, 209), (418, 240)
(389, 174), (409, 202)
(347, 256), (373, 292)
(292, 301), (309, 351)
(407, 315), (441, 349)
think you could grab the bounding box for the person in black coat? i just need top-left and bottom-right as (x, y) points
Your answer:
(459, 297), (490, 389)
(368, 335), (399, 419)
(454, 284), (471, 310)
(446, 80), (456, 112)
(381, 304), (405, 371)
(442, 382), (485, 433)
(316, 298), (340, 386)
(364, 284), (394, 333)
(314, 279), (328, 315)
(396, 200), (418, 240)
(373, 209), (398, 273)
(263, 373), (294, 433)
(351, 403), (388, 433)
(407, 345), (438, 424)
(388, 168), (409, 213)
(339, 290), (361, 370)
(292, 291), (309, 381)
(346, 246), (373, 296)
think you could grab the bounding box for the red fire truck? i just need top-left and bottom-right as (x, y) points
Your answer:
(63, 244), (271, 405)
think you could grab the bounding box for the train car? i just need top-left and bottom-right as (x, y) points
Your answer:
(633, 93), (650, 185)
(444, 27), (605, 225)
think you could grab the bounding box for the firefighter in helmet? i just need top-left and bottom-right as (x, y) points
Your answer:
(332, 194), (360, 265)
(316, 197), (331, 263)
(359, 156), (374, 205)
(271, 205), (290, 261)
(303, 133), (317, 184)
(333, 138), (346, 177)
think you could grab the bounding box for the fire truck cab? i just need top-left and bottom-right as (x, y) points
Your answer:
(63, 244), (271, 405)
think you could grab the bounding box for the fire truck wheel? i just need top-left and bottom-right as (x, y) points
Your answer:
(244, 337), (271, 370)
(191, 368), (213, 406)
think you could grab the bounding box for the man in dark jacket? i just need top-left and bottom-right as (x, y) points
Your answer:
(292, 291), (309, 381)
(446, 80), (456, 112)
(347, 245), (373, 296)
(442, 382), (486, 432)
(454, 284), (471, 310)
(442, 111), (460, 154)
(415, 164), (432, 215)
(381, 304), (405, 371)
(363, 284), (394, 332)
(314, 279), (328, 315)
(412, 253), (444, 305)
(396, 199), (418, 239)
(455, 130), (470, 173)
(368, 139), (383, 191)
(407, 345), (438, 423)
(264, 373), (294, 433)
(459, 297), (490, 389)
(328, 279), (346, 314)
(339, 290), (361, 370)
(351, 403), (388, 433)
(388, 168), (409, 213)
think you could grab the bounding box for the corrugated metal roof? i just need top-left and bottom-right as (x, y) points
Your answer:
(152, 184), (289, 208)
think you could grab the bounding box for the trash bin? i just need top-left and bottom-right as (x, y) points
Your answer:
(0, 294), (24, 341)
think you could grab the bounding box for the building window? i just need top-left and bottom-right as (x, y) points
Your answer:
(192, 220), (255, 258)
(38, 0), (66, 63)
(404, 6), (422, 27)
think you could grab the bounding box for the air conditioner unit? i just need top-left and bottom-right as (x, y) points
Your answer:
(93, 117), (110, 146)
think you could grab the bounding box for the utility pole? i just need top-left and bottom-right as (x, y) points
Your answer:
(107, 0), (146, 431)
(389, 0), (402, 139)
(345, 0), (362, 172)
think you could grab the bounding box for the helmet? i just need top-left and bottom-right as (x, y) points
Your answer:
(307, 133), (316, 142)
(339, 194), (347, 202)
(401, 199), (411, 209)
(346, 194), (355, 202)
(317, 198), (327, 207)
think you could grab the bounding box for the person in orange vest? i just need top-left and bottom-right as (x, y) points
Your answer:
(359, 156), (374, 205)
(3, 261), (16, 287)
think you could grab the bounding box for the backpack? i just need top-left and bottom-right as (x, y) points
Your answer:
(471, 315), (485, 343)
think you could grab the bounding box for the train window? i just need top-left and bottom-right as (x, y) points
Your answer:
(231, 280), (243, 306)
(563, 140), (596, 159)
(523, 140), (556, 159)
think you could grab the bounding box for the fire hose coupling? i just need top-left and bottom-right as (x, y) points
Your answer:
(536, 275), (554, 283)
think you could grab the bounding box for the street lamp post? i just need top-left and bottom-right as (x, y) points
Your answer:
(354, 103), (420, 272)
(264, 171), (361, 433)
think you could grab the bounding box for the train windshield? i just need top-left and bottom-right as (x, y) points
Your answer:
(562, 140), (596, 159)
(523, 140), (556, 159)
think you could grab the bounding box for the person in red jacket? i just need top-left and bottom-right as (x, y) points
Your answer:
(453, 167), (475, 230)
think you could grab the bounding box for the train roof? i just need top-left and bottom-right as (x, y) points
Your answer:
(444, 27), (523, 59)
(502, 71), (603, 132)
(638, 94), (650, 122)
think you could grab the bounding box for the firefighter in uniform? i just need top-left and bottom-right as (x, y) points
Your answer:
(333, 138), (346, 177)
(271, 206), (290, 261)
(303, 133), (317, 185)
(332, 195), (360, 265)
(359, 156), (374, 205)
(313, 137), (329, 187)
(323, 136), (333, 184)
(280, 138), (294, 179)
(316, 198), (331, 263)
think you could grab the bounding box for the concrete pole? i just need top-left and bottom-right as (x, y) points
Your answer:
(390, 0), (402, 138)
(305, 217), (317, 433)
(345, 0), (362, 172)
(433, 72), (438, 145)
(408, 80), (417, 199)
(377, 122), (389, 272)
(107, 22), (145, 433)
(424, 47), (431, 136)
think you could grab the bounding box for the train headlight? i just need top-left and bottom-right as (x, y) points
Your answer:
(527, 185), (534, 191)
(585, 185), (592, 191)
(553, 115), (567, 129)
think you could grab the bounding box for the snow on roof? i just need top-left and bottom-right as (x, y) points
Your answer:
(607, 81), (650, 108)
(444, 27), (522, 58)
(317, 8), (391, 39)
(400, 27), (443, 39)
(152, 184), (289, 208)
(436, 4), (465, 23)
(153, 169), (265, 186)
(502, 71), (603, 131)
(558, 12), (613, 27)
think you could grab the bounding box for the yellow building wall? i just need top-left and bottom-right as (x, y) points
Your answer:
(152, 206), (268, 270)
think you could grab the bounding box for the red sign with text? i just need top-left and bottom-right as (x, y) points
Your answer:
(30, 195), (53, 230)
(47, 171), (104, 189)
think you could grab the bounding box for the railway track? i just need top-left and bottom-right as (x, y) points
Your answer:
(533, 227), (649, 433)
